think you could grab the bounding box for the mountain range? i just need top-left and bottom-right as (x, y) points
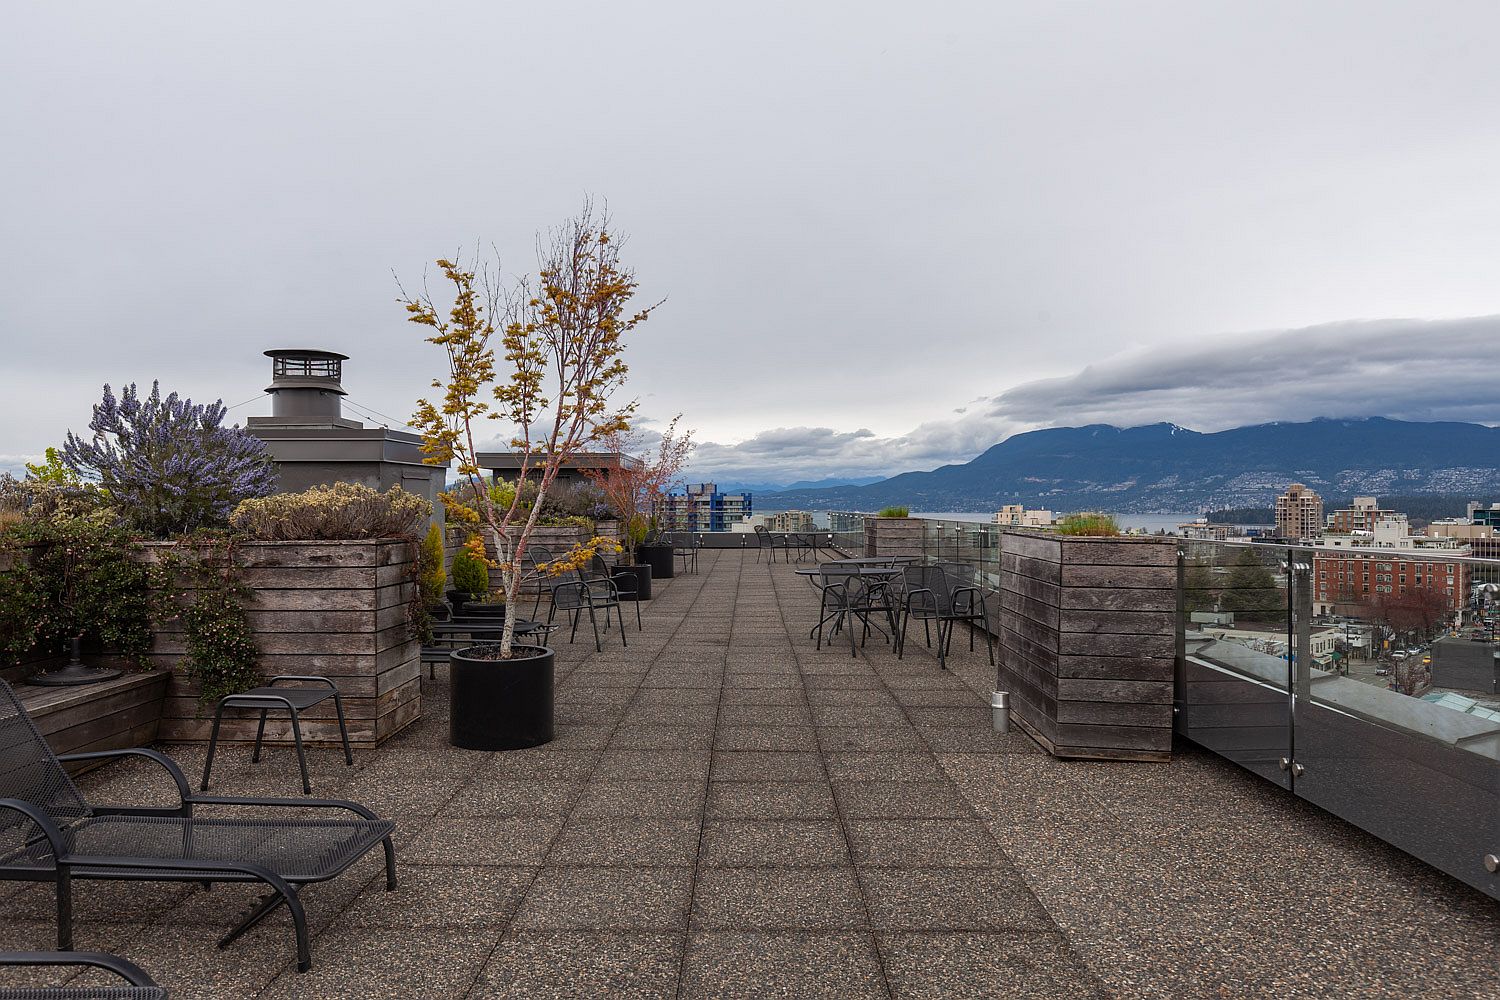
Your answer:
(754, 418), (1500, 513)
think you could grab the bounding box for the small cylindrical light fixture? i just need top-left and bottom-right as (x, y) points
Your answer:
(990, 690), (1010, 733)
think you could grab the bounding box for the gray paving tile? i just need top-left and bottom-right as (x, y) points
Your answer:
(513, 866), (693, 930)
(825, 752), (947, 782)
(573, 779), (707, 818)
(858, 867), (1051, 930)
(700, 820), (850, 867)
(877, 932), (1109, 1000)
(711, 751), (825, 782)
(833, 780), (974, 819)
(714, 725), (820, 752)
(594, 750), (713, 781)
(343, 864), (533, 927)
(705, 781), (838, 819)
(846, 819), (1006, 867)
(691, 867), (866, 929)
(681, 931), (887, 999)
(473, 931), (681, 999)
(547, 817), (702, 865)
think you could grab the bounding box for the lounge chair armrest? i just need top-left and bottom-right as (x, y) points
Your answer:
(266, 675), (339, 692)
(0, 798), (66, 859)
(57, 748), (192, 806)
(0, 951), (159, 988)
(186, 794), (386, 822)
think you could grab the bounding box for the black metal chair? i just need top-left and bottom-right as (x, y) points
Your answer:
(580, 555), (642, 631)
(896, 564), (995, 670)
(753, 525), (778, 563)
(199, 676), (353, 796)
(0, 679), (395, 974)
(669, 532), (698, 575)
(0, 952), (164, 999)
(548, 579), (627, 652)
(520, 544), (555, 619)
(815, 565), (899, 657)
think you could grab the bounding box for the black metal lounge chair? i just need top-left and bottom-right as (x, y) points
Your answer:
(548, 578), (627, 652)
(0, 951), (164, 999)
(0, 680), (396, 975)
(896, 564), (996, 670)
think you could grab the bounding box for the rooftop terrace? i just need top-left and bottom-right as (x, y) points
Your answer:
(5, 548), (1498, 998)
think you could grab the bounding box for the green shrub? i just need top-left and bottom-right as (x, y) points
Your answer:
(419, 522), (446, 604)
(450, 545), (490, 595)
(876, 507), (910, 518)
(1054, 512), (1120, 536)
(230, 483), (431, 540)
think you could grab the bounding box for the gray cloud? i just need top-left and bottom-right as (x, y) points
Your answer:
(688, 316), (1500, 486)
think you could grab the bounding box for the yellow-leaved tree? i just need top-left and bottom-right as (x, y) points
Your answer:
(402, 203), (657, 657)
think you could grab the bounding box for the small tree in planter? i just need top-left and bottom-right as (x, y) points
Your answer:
(403, 204), (655, 657)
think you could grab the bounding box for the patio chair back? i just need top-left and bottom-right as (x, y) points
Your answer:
(552, 580), (589, 611)
(902, 565), (957, 613)
(754, 525), (774, 549)
(0, 679), (91, 838)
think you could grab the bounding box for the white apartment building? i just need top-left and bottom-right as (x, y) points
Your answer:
(994, 504), (1053, 527)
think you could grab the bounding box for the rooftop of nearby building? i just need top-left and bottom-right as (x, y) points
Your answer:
(5, 549), (1495, 998)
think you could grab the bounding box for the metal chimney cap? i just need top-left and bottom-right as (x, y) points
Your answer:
(264, 349), (349, 361)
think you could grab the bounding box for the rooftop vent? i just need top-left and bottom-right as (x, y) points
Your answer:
(264, 348), (348, 420)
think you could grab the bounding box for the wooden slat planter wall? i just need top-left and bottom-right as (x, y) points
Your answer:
(999, 530), (1177, 762)
(864, 517), (924, 560)
(145, 538), (420, 748)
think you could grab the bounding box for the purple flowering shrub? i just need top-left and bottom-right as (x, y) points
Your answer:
(62, 382), (277, 538)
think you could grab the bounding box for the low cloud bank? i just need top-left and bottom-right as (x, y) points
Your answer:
(687, 315), (1500, 486)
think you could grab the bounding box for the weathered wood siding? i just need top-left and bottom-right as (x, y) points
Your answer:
(19, 671), (170, 771)
(999, 530), (1176, 761)
(864, 517), (924, 560)
(145, 539), (420, 747)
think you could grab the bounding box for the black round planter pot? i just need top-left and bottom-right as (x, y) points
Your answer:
(460, 601), (507, 618)
(446, 590), (484, 616)
(619, 563), (652, 600)
(638, 543), (674, 580)
(449, 644), (554, 751)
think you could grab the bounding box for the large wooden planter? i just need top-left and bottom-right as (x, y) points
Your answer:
(864, 517), (925, 559)
(998, 530), (1176, 761)
(145, 538), (420, 748)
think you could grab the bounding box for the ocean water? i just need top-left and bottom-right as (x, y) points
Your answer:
(913, 511), (1202, 533)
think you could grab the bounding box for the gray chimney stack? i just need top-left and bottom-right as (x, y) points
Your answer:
(264, 349), (349, 421)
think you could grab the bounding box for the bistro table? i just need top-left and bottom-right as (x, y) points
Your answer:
(795, 564), (907, 644)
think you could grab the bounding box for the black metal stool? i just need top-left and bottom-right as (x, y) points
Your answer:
(200, 675), (353, 795)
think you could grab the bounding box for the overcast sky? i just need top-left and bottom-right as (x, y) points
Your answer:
(5, 1), (1500, 485)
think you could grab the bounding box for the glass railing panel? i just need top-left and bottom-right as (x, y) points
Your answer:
(1290, 546), (1500, 897)
(1176, 540), (1294, 789)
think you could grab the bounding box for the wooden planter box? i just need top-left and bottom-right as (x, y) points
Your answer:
(145, 538), (420, 748)
(864, 517), (925, 559)
(998, 530), (1177, 761)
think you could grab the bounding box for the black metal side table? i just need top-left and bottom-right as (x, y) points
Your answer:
(199, 675), (354, 795)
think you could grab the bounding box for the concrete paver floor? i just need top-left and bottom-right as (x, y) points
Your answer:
(4, 549), (1497, 998)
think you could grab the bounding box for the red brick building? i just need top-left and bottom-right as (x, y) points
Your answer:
(1314, 550), (1470, 616)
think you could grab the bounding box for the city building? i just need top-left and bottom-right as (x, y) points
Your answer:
(994, 504), (1054, 527)
(1178, 518), (1239, 540)
(476, 450), (640, 488)
(1275, 483), (1324, 540)
(769, 510), (816, 533)
(1327, 496), (1398, 533)
(245, 349), (446, 517)
(656, 483), (752, 533)
(1313, 518), (1471, 616)
(1469, 502), (1500, 529)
